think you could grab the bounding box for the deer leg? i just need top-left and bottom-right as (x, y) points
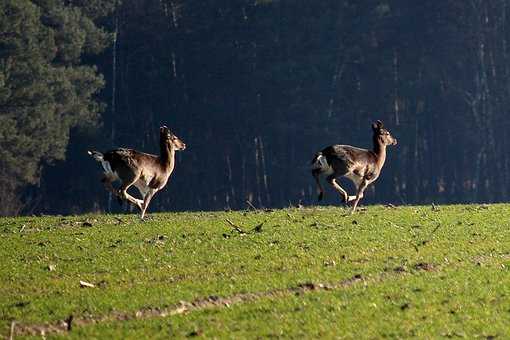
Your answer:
(101, 175), (116, 194)
(351, 179), (369, 214)
(140, 188), (158, 219)
(345, 176), (363, 203)
(101, 176), (124, 206)
(118, 180), (143, 211)
(312, 169), (325, 201)
(326, 175), (349, 203)
(345, 185), (359, 203)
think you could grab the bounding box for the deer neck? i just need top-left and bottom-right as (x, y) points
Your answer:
(160, 140), (176, 172)
(372, 136), (387, 170)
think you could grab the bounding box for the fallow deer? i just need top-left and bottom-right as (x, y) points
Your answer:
(311, 120), (397, 213)
(88, 126), (186, 219)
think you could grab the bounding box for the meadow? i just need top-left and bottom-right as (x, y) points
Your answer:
(1, 204), (510, 338)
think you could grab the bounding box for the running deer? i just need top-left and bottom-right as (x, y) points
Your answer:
(311, 120), (397, 213)
(88, 126), (186, 219)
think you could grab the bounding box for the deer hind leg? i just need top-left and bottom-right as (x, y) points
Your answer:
(351, 179), (369, 214)
(101, 175), (116, 194)
(326, 175), (349, 203)
(312, 169), (325, 201)
(101, 175), (124, 205)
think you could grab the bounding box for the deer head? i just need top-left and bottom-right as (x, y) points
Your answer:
(160, 126), (186, 151)
(372, 120), (397, 146)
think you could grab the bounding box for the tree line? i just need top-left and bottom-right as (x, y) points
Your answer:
(2, 0), (510, 216)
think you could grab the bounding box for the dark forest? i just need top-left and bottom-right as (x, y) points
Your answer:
(1, 0), (509, 216)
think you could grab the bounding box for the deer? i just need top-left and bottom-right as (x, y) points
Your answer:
(88, 126), (186, 219)
(311, 120), (397, 214)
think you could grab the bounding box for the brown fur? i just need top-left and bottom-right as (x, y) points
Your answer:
(312, 120), (397, 213)
(89, 126), (186, 218)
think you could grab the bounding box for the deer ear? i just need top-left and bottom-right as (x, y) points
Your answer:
(372, 120), (384, 130)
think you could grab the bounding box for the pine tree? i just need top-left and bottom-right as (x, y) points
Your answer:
(0, 0), (114, 215)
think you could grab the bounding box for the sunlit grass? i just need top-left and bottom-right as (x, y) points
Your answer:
(2, 204), (510, 338)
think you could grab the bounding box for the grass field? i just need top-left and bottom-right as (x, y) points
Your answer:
(2, 204), (510, 339)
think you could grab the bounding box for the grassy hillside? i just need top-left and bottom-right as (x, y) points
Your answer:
(2, 205), (510, 338)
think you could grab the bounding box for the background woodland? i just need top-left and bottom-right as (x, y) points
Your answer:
(1, 0), (509, 215)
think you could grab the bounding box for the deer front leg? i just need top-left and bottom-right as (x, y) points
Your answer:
(118, 181), (143, 211)
(351, 179), (369, 214)
(326, 175), (349, 203)
(140, 188), (158, 219)
(119, 189), (143, 210)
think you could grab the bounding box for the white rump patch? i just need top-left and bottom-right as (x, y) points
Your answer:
(312, 154), (334, 176)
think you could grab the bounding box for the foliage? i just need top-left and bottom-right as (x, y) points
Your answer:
(5, 1), (510, 214)
(0, 0), (112, 215)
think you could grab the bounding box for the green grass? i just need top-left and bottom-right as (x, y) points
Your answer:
(2, 204), (510, 338)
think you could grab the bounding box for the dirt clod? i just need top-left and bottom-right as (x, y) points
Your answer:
(414, 262), (435, 271)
